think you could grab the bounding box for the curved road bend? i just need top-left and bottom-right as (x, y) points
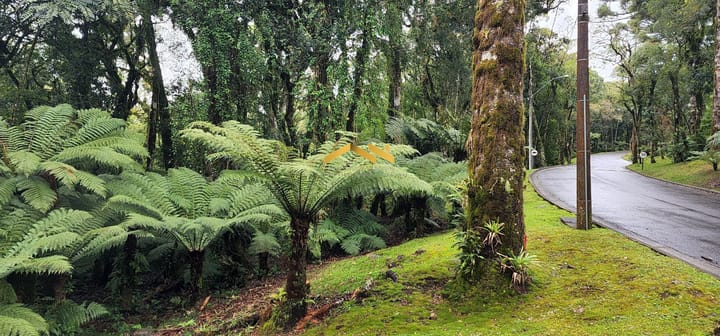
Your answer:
(530, 151), (720, 278)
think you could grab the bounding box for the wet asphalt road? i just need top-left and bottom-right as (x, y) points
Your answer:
(530, 151), (720, 277)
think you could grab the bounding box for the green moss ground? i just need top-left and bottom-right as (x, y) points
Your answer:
(627, 156), (720, 192)
(304, 182), (720, 335)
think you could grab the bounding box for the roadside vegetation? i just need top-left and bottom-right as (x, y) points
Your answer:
(628, 156), (720, 192)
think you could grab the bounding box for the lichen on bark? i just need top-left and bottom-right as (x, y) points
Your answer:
(466, 0), (526, 261)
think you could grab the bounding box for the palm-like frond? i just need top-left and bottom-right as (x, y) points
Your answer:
(84, 167), (283, 263)
(0, 105), (147, 212)
(45, 301), (108, 335)
(0, 304), (48, 336)
(705, 131), (720, 150)
(248, 231), (281, 256)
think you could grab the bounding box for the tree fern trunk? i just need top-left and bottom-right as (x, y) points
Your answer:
(52, 274), (67, 303)
(188, 250), (205, 297)
(121, 233), (138, 311)
(282, 216), (311, 328)
(258, 252), (269, 278)
(466, 0), (526, 259)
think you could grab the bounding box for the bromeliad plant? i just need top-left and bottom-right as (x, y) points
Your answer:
(499, 248), (537, 294)
(482, 220), (504, 254)
(181, 122), (433, 328)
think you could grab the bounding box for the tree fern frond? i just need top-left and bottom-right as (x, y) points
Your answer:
(0, 177), (19, 207)
(72, 170), (107, 197)
(16, 176), (56, 213)
(46, 301), (108, 334)
(146, 242), (176, 263)
(167, 168), (210, 218)
(63, 117), (127, 148)
(7, 151), (41, 177)
(706, 131), (720, 150)
(73, 226), (130, 261)
(106, 195), (165, 220)
(248, 231), (281, 256)
(23, 104), (76, 158)
(0, 280), (16, 305)
(12, 255), (74, 275)
(309, 220), (347, 258)
(16, 231), (81, 258)
(0, 304), (47, 336)
(340, 233), (386, 256)
(53, 147), (143, 172)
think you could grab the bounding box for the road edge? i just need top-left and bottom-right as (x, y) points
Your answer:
(624, 165), (720, 195)
(529, 168), (720, 279)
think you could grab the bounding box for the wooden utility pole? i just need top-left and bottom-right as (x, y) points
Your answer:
(576, 0), (592, 229)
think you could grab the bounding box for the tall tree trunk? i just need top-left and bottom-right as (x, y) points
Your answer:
(283, 217), (311, 327)
(714, 0), (720, 133)
(670, 72), (687, 163)
(466, 0), (526, 260)
(347, 13), (370, 132)
(142, 5), (174, 169)
(309, 53), (331, 143)
(281, 71), (297, 146)
(386, 2), (403, 118)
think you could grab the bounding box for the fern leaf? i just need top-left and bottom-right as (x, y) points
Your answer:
(248, 231), (281, 256)
(0, 280), (17, 304)
(105, 194), (164, 220)
(8, 151), (41, 177)
(13, 255), (74, 276)
(24, 104), (76, 158)
(0, 177), (19, 207)
(16, 176), (56, 212)
(46, 301), (108, 334)
(0, 304), (48, 336)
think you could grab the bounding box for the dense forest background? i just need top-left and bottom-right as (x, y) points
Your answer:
(1, 0), (719, 334)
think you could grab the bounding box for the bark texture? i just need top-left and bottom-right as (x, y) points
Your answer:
(282, 217), (311, 327)
(714, 0), (720, 133)
(466, 0), (526, 257)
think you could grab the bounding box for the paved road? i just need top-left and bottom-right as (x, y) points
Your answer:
(530, 151), (720, 277)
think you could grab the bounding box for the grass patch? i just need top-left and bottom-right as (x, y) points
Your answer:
(628, 156), (720, 191)
(304, 181), (720, 335)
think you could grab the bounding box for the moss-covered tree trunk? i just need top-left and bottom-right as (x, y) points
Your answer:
(465, 0), (526, 259)
(282, 216), (311, 327)
(714, 0), (720, 133)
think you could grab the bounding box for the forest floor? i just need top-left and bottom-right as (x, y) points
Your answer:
(627, 156), (720, 192)
(109, 180), (720, 335)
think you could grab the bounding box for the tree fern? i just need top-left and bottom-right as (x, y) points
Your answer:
(79, 168), (284, 295)
(181, 122), (433, 325)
